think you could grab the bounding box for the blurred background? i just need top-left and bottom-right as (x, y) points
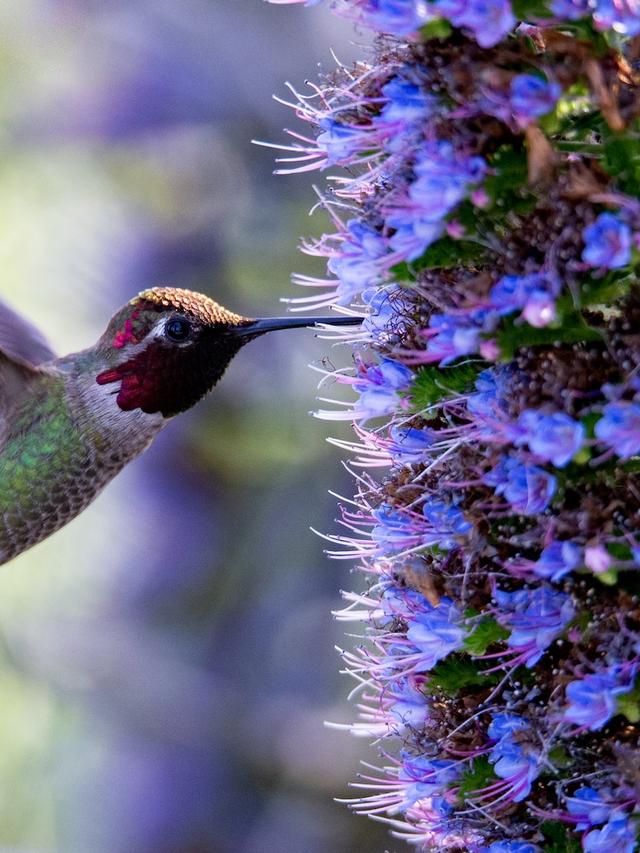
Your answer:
(0, 2), (390, 851)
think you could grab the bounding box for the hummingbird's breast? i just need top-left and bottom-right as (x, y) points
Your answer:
(0, 367), (164, 564)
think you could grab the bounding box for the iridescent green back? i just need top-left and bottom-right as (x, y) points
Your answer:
(0, 366), (157, 564)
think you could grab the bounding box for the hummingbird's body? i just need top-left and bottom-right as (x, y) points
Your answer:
(0, 287), (360, 564)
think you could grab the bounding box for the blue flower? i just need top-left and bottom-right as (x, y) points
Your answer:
(372, 504), (424, 553)
(514, 410), (585, 468)
(550, 0), (591, 18)
(564, 664), (637, 730)
(389, 425), (433, 463)
(565, 787), (612, 831)
(494, 586), (575, 666)
(484, 456), (557, 515)
(422, 498), (472, 549)
(388, 679), (431, 728)
(354, 358), (414, 419)
(387, 214), (444, 261)
(489, 273), (558, 327)
(406, 596), (467, 668)
(327, 219), (389, 302)
(361, 0), (434, 36)
(593, 0), (640, 36)
(530, 540), (582, 581)
(583, 815), (638, 853)
(377, 73), (436, 126)
(594, 401), (640, 459)
(467, 366), (514, 429)
(482, 843), (541, 853)
(435, 0), (516, 47)
(582, 212), (632, 269)
(488, 714), (541, 802)
(410, 141), (487, 222)
(397, 752), (459, 811)
(316, 118), (372, 166)
(510, 74), (561, 127)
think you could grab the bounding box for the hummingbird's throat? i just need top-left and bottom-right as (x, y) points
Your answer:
(96, 337), (242, 417)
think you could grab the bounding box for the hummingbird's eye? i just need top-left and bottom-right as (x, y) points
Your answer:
(165, 318), (191, 343)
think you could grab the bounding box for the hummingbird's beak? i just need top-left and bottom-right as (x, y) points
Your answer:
(231, 315), (363, 339)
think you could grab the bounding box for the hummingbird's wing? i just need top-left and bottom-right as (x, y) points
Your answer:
(0, 298), (56, 368)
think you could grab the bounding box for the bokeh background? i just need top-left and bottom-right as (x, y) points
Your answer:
(0, 3), (391, 851)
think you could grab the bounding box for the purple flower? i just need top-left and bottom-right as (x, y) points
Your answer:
(386, 142), (486, 262)
(354, 358), (414, 418)
(327, 219), (389, 302)
(584, 544), (612, 574)
(372, 505), (425, 554)
(488, 714), (541, 802)
(484, 456), (557, 515)
(389, 425), (433, 463)
(467, 366), (514, 433)
(411, 142), (487, 221)
(376, 73), (436, 126)
(482, 843), (541, 853)
(362, 285), (411, 340)
(422, 498), (473, 549)
(565, 787), (612, 831)
(583, 815), (638, 853)
(513, 410), (585, 468)
(582, 212), (632, 269)
(530, 540), (583, 581)
(387, 214), (444, 261)
(550, 0), (591, 17)
(388, 679), (431, 728)
(594, 401), (640, 458)
(510, 74), (561, 128)
(406, 596), (467, 668)
(435, 0), (516, 47)
(360, 0), (434, 36)
(397, 752), (459, 811)
(593, 0), (640, 36)
(564, 664), (637, 730)
(494, 586), (575, 666)
(316, 118), (372, 166)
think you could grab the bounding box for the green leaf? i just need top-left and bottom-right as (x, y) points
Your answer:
(617, 682), (640, 723)
(463, 617), (510, 656)
(548, 745), (572, 769)
(541, 821), (582, 853)
(511, 0), (552, 17)
(427, 656), (498, 695)
(497, 312), (603, 360)
(457, 756), (495, 801)
(391, 237), (486, 280)
(603, 129), (640, 195)
(486, 145), (528, 193)
(420, 18), (453, 39)
(410, 362), (482, 411)
(581, 270), (632, 307)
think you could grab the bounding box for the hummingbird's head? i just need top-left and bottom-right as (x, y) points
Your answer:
(94, 286), (361, 417)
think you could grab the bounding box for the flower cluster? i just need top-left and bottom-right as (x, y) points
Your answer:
(267, 0), (640, 850)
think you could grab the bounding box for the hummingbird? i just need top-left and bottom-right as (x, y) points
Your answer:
(0, 286), (361, 565)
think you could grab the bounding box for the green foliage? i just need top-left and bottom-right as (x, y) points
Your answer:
(457, 756), (495, 801)
(497, 312), (602, 360)
(410, 362), (482, 411)
(391, 237), (486, 280)
(420, 18), (453, 40)
(541, 821), (582, 853)
(463, 617), (510, 656)
(603, 126), (640, 195)
(617, 681), (640, 723)
(511, 0), (552, 18)
(427, 655), (498, 695)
